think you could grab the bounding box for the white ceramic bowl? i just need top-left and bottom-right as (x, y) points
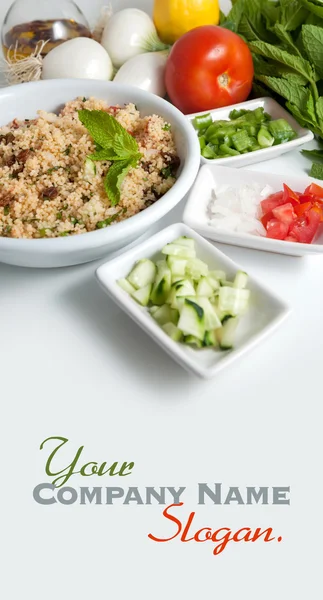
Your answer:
(96, 223), (290, 379)
(183, 164), (323, 257)
(0, 79), (200, 268)
(187, 97), (314, 168)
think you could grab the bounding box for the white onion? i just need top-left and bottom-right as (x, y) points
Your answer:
(101, 9), (162, 68)
(207, 183), (272, 236)
(114, 52), (167, 97)
(42, 38), (114, 81)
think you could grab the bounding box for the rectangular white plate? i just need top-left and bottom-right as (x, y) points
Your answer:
(187, 97), (314, 168)
(183, 165), (323, 257)
(96, 223), (290, 379)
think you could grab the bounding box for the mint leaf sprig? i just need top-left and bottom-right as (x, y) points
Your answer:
(78, 109), (142, 206)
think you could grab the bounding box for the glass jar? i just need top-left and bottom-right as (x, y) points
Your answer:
(2, 0), (92, 60)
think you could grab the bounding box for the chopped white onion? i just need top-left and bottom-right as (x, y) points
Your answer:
(207, 182), (271, 237)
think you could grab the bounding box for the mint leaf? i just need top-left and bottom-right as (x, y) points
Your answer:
(249, 41), (315, 82)
(271, 23), (302, 56)
(78, 109), (139, 156)
(316, 97), (323, 122)
(310, 162), (323, 179)
(88, 148), (126, 161)
(280, 0), (309, 31)
(104, 158), (138, 206)
(255, 74), (308, 108)
(300, 0), (323, 19)
(301, 148), (323, 161)
(302, 24), (323, 78)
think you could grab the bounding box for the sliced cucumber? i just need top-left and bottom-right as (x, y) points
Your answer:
(167, 255), (187, 277)
(220, 280), (233, 287)
(150, 262), (172, 305)
(127, 259), (156, 289)
(170, 296), (186, 312)
(172, 236), (195, 249)
(218, 286), (250, 316)
(193, 297), (222, 330)
(178, 299), (205, 340)
(162, 322), (182, 342)
(117, 278), (136, 295)
(152, 304), (179, 326)
(204, 330), (219, 347)
(84, 157), (96, 180)
(186, 258), (209, 280)
(196, 276), (214, 297)
(184, 335), (204, 348)
(162, 243), (196, 259)
(216, 317), (239, 350)
(206, 276), (220, 291)
(209, 270), (226, 283)
(233, 270), (248, 289)
(132, 284), (152, 307)
(149, 306), (159, 316)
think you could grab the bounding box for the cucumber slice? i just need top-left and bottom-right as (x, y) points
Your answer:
(193, 297), (222, 330)
(217, 317), (239, 350)
(233, 270), (248, 289)
(84, 157), (96, 180)
(218, 287), (250, 316)
(196, 277), (214, 297)
(172, 236), (195, 249)
(220, 280), (234, 287)
(170, 296), (186, 312)
(184, 335), (204, 348)
(206, 276), (220, 291)
(186, 258), (209, 279)
(162, 322), (182, 342)
(162, 243), (196, 259)
(204, 330), (219, 347)
(117, 278), (136, 295)
(132, 284), (152, 307)
(209, 270), (226, 283)
(150, 262), (172, 305)
(167, 255), (187, 277)
(149, 306), (159, 316)
(127, 259), (156, 289)
(178, 299), (205, 340)
(152, 304), (179, 326)
(167, 279), (196, 305)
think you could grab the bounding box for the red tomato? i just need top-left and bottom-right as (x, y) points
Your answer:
(261, 191), (284, 214)
(282, 184), (300, 206)
(261, 210), (274, 228)
(294, 202), (312, 217)
(289, 208), (321, 243)
(272, 202), (296, 224)
(304, 183), (323, 199)
(266, 219), (289, 240)
(285, 236), (298, 242)
(165, 26), (254, 114)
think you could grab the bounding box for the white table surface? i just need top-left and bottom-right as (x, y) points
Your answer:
(1, 1), (322, 599)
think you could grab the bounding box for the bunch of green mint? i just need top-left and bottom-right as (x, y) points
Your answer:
(221, 0), (323, 178)
(78, 109), (142, 205)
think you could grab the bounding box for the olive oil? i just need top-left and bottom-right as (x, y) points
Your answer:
(3, 18), (92, 59)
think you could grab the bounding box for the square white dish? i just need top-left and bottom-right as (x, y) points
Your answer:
(183, 165), (323, 257)
(95, 223), (290, 379)
(187, 97), (314, 167)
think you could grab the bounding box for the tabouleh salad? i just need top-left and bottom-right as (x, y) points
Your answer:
(0, 96), (179, 239)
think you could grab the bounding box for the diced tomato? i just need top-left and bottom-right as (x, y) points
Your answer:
(285, 236), (298, 242)
(266, 218), (289, 240)
(304, 183), (323, 199)
(282, 184), (300, 206)
(312, 203), (323, 222)
(272, 202), (296, 225)
(294, 202), (312, 217)
(261, 210), (274, 228)
(261, 191), (284, 214)
(289, 208), (321, 243)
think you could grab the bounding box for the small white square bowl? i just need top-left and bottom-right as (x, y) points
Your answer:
(187, 97), (314, 167)
(183, 164), (323, 257)
(95, 223), (290, 379)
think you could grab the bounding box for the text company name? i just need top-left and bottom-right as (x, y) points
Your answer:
(33, 483), (290, 505)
